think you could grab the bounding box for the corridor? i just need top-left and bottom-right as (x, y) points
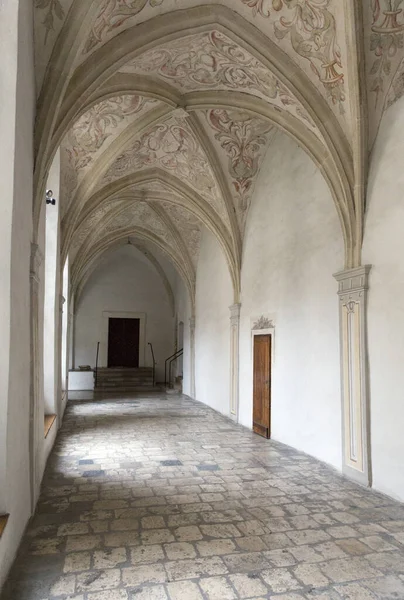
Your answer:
(2, 395), (404, 600)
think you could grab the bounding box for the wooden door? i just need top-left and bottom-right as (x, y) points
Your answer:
(253, 334), (271, 438)
(108, 318), (140, 368)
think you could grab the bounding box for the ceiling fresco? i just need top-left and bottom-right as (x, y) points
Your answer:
(99, 113), (231, 228)
(34, 0), (397, 303)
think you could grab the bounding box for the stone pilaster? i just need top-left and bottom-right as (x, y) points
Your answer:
(29, 243), (44, 513)
(229, 303), (241, 421)
(189, 316), (196, 398)
(334, 265), (372, 486)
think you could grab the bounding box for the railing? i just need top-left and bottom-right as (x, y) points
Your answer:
(169, 349), (183, 389)
(164, 348), (183, 388)
(148, 342), (156, 386)
(94, 341), (100, 387)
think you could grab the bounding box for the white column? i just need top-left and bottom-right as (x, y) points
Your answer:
(334, 266), (372, 486)
(229, 303), (241, 421)
(189, 316), (196, 398)
(29, 243), (44, 512)
(56, 293), (65, 423)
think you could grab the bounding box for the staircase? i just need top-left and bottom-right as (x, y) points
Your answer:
(95, 367), (155, 392)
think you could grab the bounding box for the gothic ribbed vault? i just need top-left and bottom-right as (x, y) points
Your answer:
(33, 0), (404, 305)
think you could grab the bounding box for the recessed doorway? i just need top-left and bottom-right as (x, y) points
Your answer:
(108, 317), (140, 368)
(253, 334), (272, 438)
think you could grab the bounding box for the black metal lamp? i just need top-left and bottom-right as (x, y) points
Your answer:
(46, 190), (56, 205)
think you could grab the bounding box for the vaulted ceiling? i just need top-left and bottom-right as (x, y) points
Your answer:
(33, 0), (404, 306)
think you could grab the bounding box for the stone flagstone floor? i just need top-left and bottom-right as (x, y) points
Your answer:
(2, 393), (404, 600)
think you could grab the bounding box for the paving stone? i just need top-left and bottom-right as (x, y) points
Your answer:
(122, 563), (167, 586)
(200, 523), (242, 538)
(164, 542), (196, 560)
(141, 528), (175, 545)
(141, 516), (165, 529)
(129, 584), (167, 599)
(223, 551), (270, 573)
(334, 583), (378, 599)
(64, 551), (91, 573)
(229, 573), (268, 597)
(199, 576), (237, 599)
(76, 569), (121, 592)
(261, 567), (302, 593)
(165, 556), (228, 580)
(88, 590), (129, 600)
(166, 580), (204, 599)
(131, 545), (165, 564)
(197, 539), (236, 556)
(319, 557), (382, 583)
(93, 547), (127, 569)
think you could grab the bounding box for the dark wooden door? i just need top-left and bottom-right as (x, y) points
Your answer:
(253, 334), (271, 438)
(108, 318), (140, 368)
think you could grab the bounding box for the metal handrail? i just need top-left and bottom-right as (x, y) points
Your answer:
(94, 341), (100, 387)
(148, 342), (156, 386)
(169, 349), (183, 389)
(164, 348), (183, 387)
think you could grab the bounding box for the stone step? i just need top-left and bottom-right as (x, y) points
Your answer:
(95, 367), (154, 390)
(95, 385), (160, 393)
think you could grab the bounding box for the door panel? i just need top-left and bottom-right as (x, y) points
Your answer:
(108, 318), (140, 368)
(253, 334), (271, 438)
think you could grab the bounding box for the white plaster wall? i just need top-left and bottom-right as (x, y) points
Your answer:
(75, 245), (175, 382)
(362, 96), (404, 502)
(239, 132), (344, 470)
(43, 151), (61, 414)
(0, 0), (36, 587)
(0, 0), (19, 521)
(174, 273), (192, 396)
(195, 228), (233, 415)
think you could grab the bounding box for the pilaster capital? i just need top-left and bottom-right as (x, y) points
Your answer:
(333, 265), (372, 299)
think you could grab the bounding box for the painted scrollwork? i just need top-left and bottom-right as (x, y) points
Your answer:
(35, 0), (65, 45)
(124, 31), (279, 98)
(207, 109), (272, 218)
(370, 0), (404, 105)
(84, 0), (165, 54)
(66, 96), (152, 172)
(273, 0), (345, 113)
(102, 116), (226, 222)
(122, 30), (315, 128)
(239, 0), (273, 17)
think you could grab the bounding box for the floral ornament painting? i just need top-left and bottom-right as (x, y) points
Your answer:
(240, 0), (345, 113)
(370, 0), (404, 106)
(85, 0), (165, 53)
(36, 0), (65, 45)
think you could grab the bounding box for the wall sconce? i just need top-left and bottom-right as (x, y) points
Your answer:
(46, 190), (56, 205)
